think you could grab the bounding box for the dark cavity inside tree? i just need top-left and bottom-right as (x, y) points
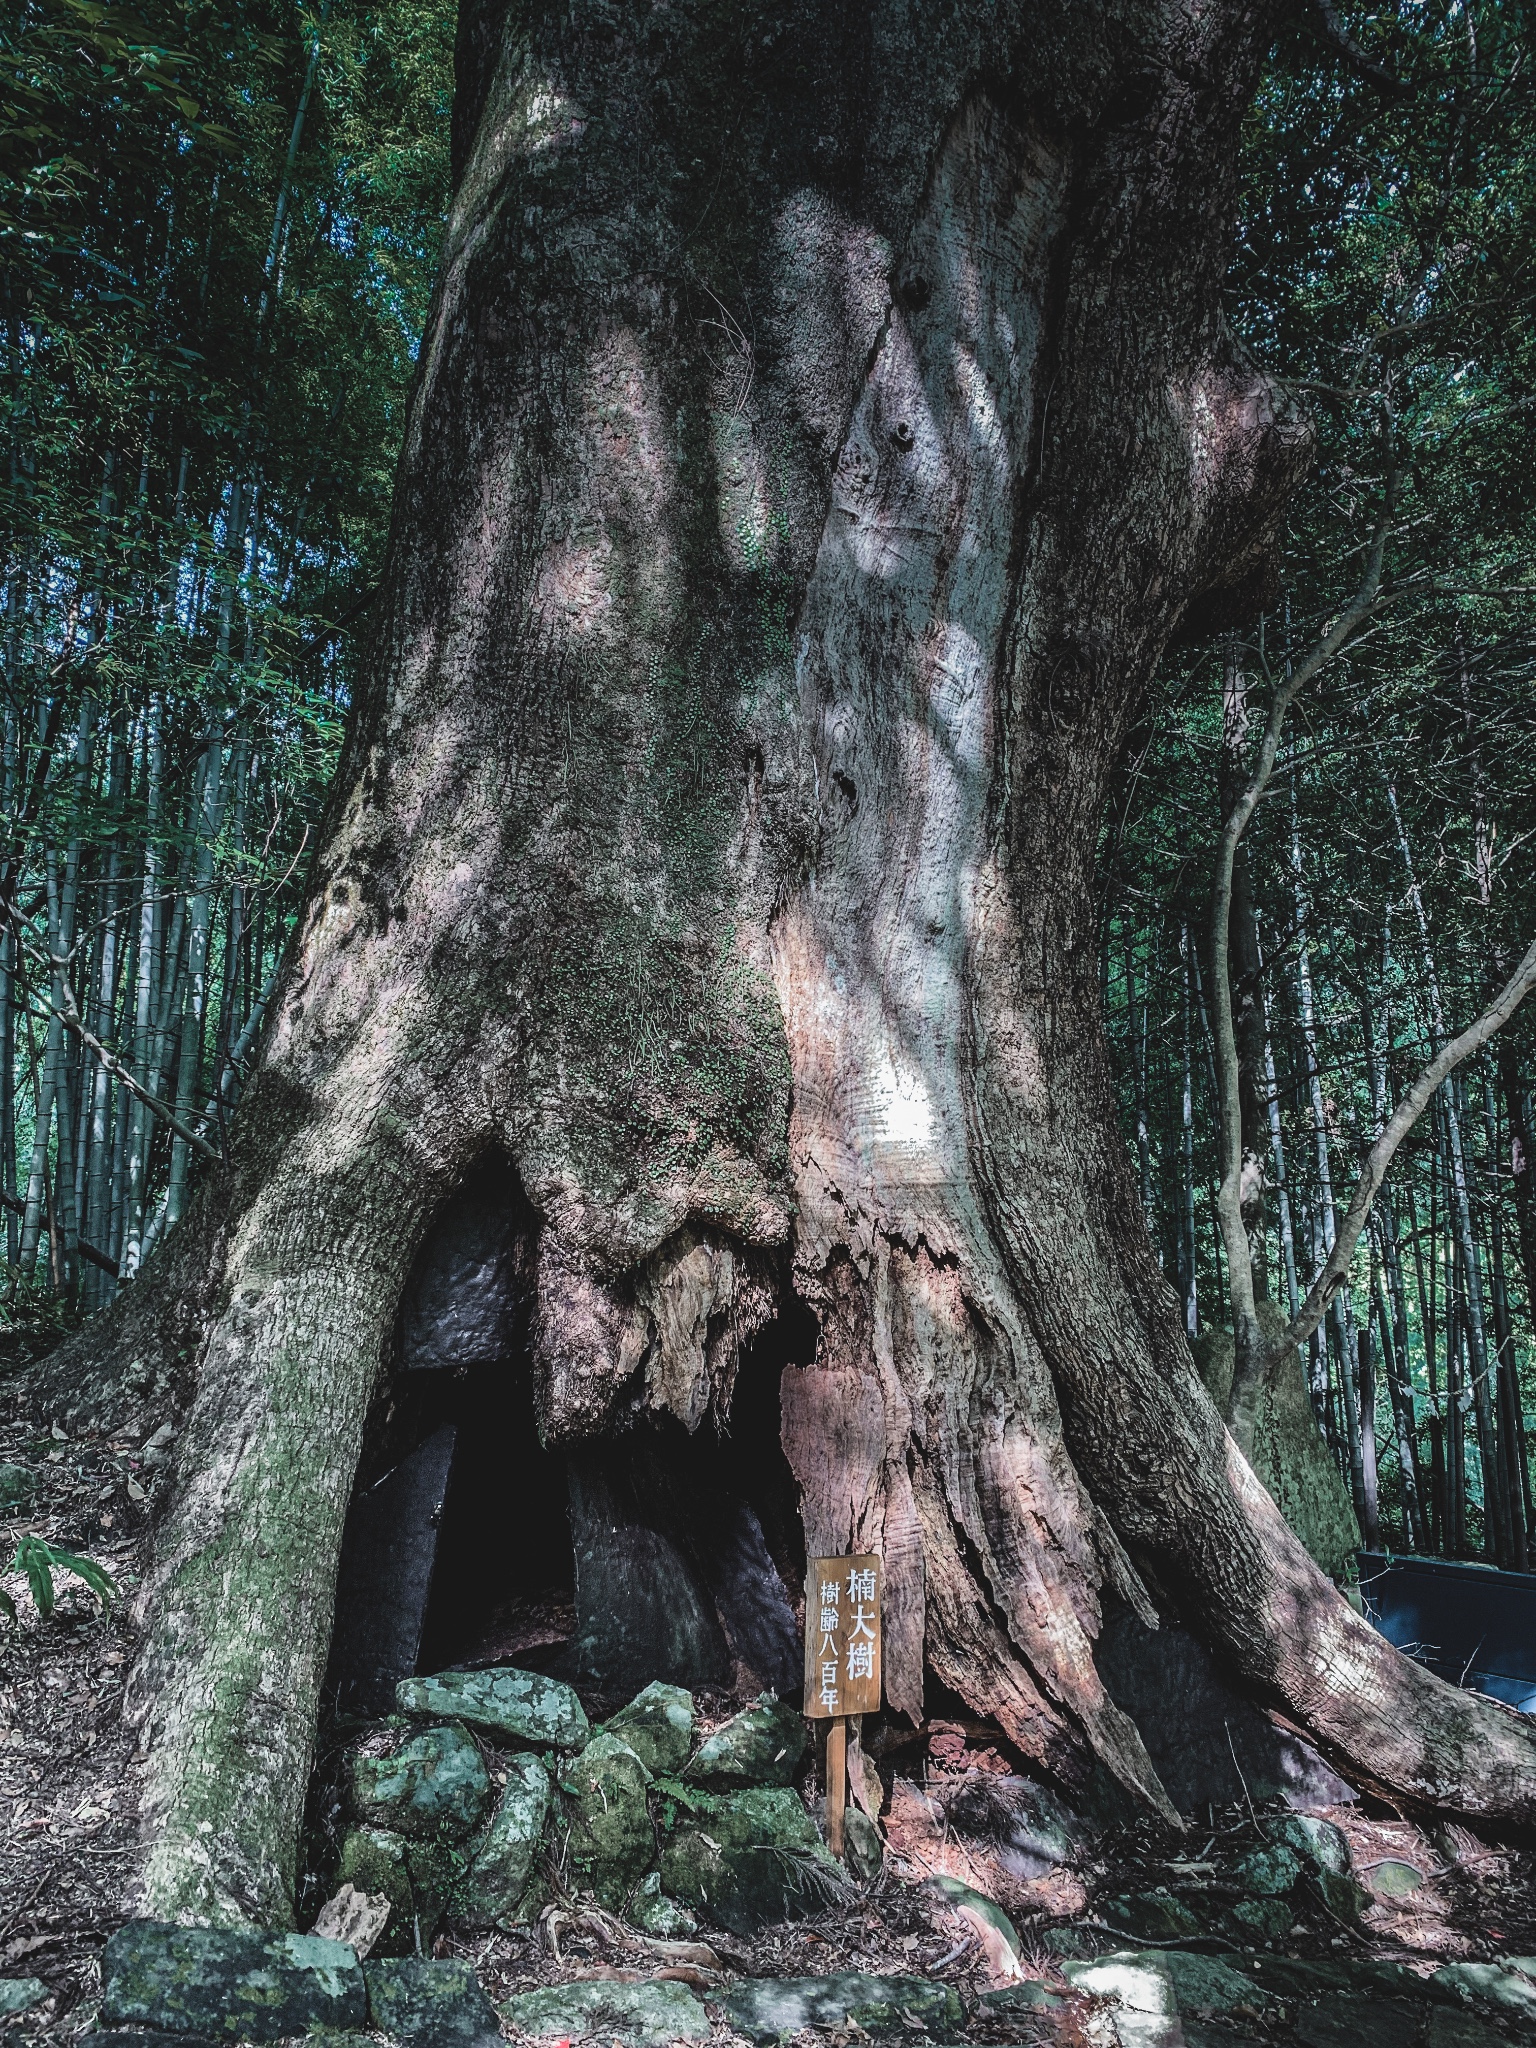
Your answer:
(49, 0), (1536, 1927)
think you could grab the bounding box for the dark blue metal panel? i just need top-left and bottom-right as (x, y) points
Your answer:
(1356, 1550), (1536, 1713)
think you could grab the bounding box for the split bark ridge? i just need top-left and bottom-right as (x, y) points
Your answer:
(47, 0), (1536, 1928)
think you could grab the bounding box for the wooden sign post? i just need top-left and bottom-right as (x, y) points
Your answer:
(804, 1553), (881, 1859)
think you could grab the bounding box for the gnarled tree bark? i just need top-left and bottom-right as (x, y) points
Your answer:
(47, 0), (1536, 1929)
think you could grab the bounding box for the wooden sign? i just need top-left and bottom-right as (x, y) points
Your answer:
(804, 1553), (882, 1718)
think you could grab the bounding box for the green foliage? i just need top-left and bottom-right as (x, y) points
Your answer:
(1, 0), (455, 1301)
(1104, 0), (1536, 1559)
(1, 1530), (117, 1621)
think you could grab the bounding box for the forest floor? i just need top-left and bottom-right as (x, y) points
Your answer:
(5, 1342), (1536, 2048)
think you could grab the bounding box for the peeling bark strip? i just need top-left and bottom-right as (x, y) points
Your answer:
(46, 0), (1536, 1927)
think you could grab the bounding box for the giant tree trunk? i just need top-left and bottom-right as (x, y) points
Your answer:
(50, 0), (1536, 1929)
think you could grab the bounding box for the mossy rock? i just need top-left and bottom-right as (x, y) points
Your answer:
(0, 1465), (36, 1515)
(1192, 1300), (1360, 1576)
(459, 1753), (552, 1929)
(628, 1871), (697, 1937)
(363, 1957), (501, 2048)
(562, 1732), (655, 1908)
(337, 1825), (464, 1944)
(605, 1681), (695, 1776)
(99, 1922), (365, 2041)
(721, 1974), (963, 2042)
(500, 1980), (709, 2046)
(1227, 1895), (1293, 1940)
(654, 1782), (846, 1934)
(1102, 1890), (1203, 1941)
(349, 1723), (491, 1842)
(396, 1666), (588, 1750)
(1233, 1843), (1303, 1897)
(685, 1693), (805, 1785)
(1269, 1812), (1352, 1878)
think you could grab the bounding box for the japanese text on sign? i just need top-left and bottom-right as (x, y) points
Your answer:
(804, 1554), (882, 1717)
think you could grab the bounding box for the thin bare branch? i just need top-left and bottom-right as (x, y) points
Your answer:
(1212, 477), (1394, 1452)
(1275, 931), (1536, 1361)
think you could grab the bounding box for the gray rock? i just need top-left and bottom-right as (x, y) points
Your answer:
(1102, 1891), (1203, 1941)
(396, 1666), (588, 1750)
(397, 1172), (527, 1373)
(655, 1782), (847, 1935)
(627, 1872), (697, 1938)
(686, 1693), (805, 1785)
(0, 1466), (36, 1515)
(100, 1921), (366, 2041)
(562, 1732), (655, 1908)
(460, 1752), (552, 1928)
(721, 1974), (964, 2042)
(350, 1723), (492, 1841)
(1234, 1843), (1303, 1896)
(1432, 1959), (1536, 2018)
(1227, 1896), (1292, 1939)
(0, 1984), (46, 2018)
(569, 1453), (729, 1695)
(364, 1957), (501, 2048)
(604, 1681), (695, 1776)
(500, 1980), (708, 2046)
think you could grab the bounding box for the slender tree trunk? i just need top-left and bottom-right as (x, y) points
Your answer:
(1128, 933), (1156, 1244)
(1372, 1228), (1424, 1549)
(1179, 920), (1200, 1339)
(1214, 640), (1272, 1278)
(1261, 973), (1301, 1321)
(121, 703), (163, 1279)
(1388, 783), (1510, 1562)
(1357, 1305), (1379, 1548)
(1503, 1050), (1536, 1341)
(1289, 794), (1364, 1475)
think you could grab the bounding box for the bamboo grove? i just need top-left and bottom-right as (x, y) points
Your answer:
(5, 0), (1536, 1573)
(1, 0), (453, 1306)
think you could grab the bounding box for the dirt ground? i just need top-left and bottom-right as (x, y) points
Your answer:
(6, 1326), (1536, 2047)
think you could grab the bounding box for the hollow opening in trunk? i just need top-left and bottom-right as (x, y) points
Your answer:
(566, 1303), (813, 1710)
(325, 1157), (555, 1715)
(326, 1162), (814, 1718)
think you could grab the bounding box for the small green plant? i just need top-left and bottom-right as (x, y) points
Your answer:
(1, 1534), (117, 1623)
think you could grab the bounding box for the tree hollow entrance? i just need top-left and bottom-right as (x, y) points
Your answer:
(327, 1162), (809, 1719)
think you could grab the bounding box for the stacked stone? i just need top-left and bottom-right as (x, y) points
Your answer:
(333, 1666), (856, 1945)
